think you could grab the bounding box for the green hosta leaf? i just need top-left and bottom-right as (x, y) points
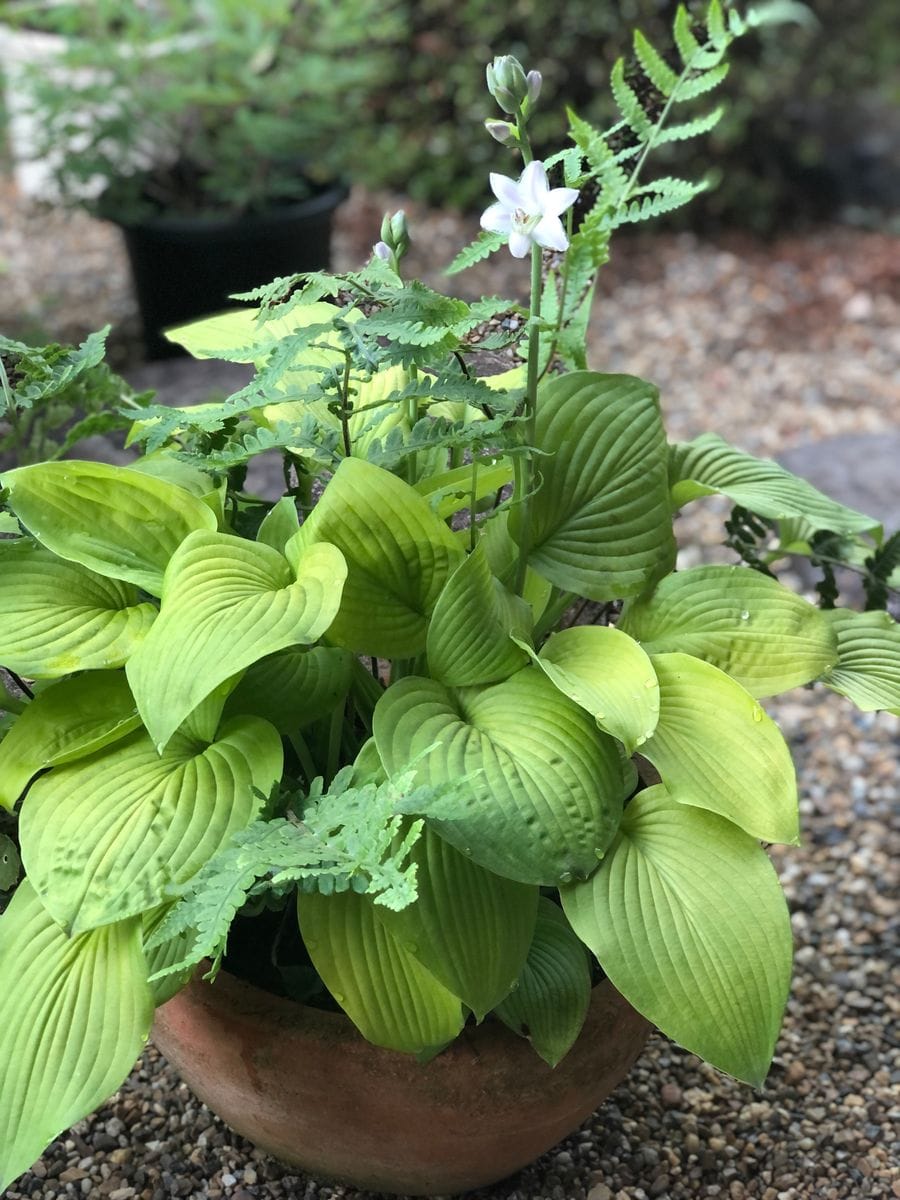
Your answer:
(618, 565), (838, 697)
(640, 653), (798, 844)
(821, 609), (900, 712)
(256, 496), (300, 554)
(512, 372), (675, 600)
(348, 365), (411, 458)
(374, 669), (631, 886)
(494, 897), (592, 1067)
(20, 716), (282, 934)
(297, 888), (465, 1055)
(127, 533), (346, 750)
(669, 435), (881, 537)
(526, 625), (659, 753)
(0, 882), (153, 1192)
(165, 301), (353, 364)
(376, 826), (538, 1020)
(0, 671), (140, 811)
(1, 460), (218, 596)
(427, 544), (532, 687)
(561, 785), (792, 1086)
(0, 834), (20, 890)
(0, 541), (156, 679)
(297, 457), (464, 657)
(480, 510), (554, 624)
(224, 645), (355, 732)
(414, 457), (513, 521)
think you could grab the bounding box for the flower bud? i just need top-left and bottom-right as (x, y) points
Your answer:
(525, 69), (542, 107)
(484, 119), (517, 146)
(372, 241), (392, 261)
(486, 55), (529, 115)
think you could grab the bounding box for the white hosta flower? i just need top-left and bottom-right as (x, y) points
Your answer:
(480, 160), (579, 259)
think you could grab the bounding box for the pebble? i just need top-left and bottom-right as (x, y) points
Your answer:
(1, 189), (897, 1200)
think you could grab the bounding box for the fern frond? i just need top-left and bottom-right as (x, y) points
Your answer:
(654, 105), (726, 144)
(445, 230), (505, 276)
(706, 0), (728, 50)
(673, 3), (702, 66)
(673, 61), (730, 101)
(633, 29), (680, 97)
(615, 176), (709, 225)
(610, 58), (653, 137)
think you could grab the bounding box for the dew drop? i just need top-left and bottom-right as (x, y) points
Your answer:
(558, 871), (573, 884)
(752, 705), (763, 723)
(643, 678), (656, 689)
(405, 941), (419, 956)
(333, 992), (345, 1006)
(740, 610), (750, 621)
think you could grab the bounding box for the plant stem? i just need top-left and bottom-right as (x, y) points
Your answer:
(288, 732), (319, 786)
(513, 243), (544, 596)
(339, 351), (353, 458)
(469, 456), (479, 552)
(325, 700), (345, 788)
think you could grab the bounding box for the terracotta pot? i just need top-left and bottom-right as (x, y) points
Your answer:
(152, 970), (651, 1196)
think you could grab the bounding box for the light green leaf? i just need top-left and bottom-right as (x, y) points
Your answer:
(527, 625), (659, 753)
(348, 364), (411, 458)
(0, 541), (156, 680)
(297, 888), (464, 1055)
(512, 372), (675, 600)
(374, 668), (631, 886)
(0, 834), (20, 890)
(413, 457), (513, 521)
(821, 608), (900, 711)
(127, 532), (346, 749)
(640, 653), (798, 844)
(2, 460), (218, 595)
(165, 301), (353, 365)
(561, 785), (792, 1086)
(20, 715), (283, 933)
(633, 29), (679, 95)
(376, 826), (538, 1020)
(296, 457), (464, 658)
(618, 565), (838, 697)
(480, 509), (554, 625)
(224, 644), (355, 732)
(256, 496), (300, 553)
(0, 882), (153, 1192)
(128, 454), (225, 526)
(427, 544), (532, 687)
(0, 671), (140, 811)
(494, 897), (591, 1067)
(669, 435), (881, 537)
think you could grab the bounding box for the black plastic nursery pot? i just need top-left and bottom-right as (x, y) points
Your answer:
(110, 181), (349, 360)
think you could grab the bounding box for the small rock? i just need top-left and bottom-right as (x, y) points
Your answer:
(59, 1167), (89, 1183)
(785, 1061), (806, 1083)
(587, 1185), (613, 1200)
(660, 1082), (682, 1107)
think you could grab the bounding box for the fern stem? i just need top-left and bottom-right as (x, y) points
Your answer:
(339, 350), (352, 458)
(469, 456), (479, 552)
(513, 243), (544, 596)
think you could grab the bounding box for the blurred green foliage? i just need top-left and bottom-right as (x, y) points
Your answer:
(366, 0), (899, 227)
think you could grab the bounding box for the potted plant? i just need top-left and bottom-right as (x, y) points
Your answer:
(1, 3), (898, 1194)
(2, 0), (401, 358)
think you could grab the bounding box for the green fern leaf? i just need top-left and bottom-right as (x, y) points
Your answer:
(673, 3), (702, 66)
(674, 61), (731, 100)
(706, 0), (728, 50)
(633, 29), (680, 97)
(654, 105), (726, 144)
(610, 58), (652, 136)
(445, 231), (505, 276)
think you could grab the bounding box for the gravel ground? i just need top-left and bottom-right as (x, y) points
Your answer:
(1, 181), (898, 1200)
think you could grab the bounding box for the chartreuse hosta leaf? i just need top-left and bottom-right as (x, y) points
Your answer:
(167, 301), (361, 365)
(297, 888), (465, 1055)
(224, 645), (356, 733)
(640, 653), (798, 845)
(522, 625), (659, 754)
(142, 904), (194, 1008)
(494, 897), (592, 1067)
(669, 434), (880, 536)
(375, 826), (538, 1020)
(510, 372), (675, 600)
(820, 608), (900, 713)
(20, 715), (282, 934)
(256, 495), (300, 554)
(618, 565), (838, 698)
(127, 532), (346, 750)
(0, 882), (153, 1192)
(426, 543), (532, 687)
(296, 457), (464, 658)
(374, 668), (632, 886)
(561, 785), (792, 1087)
(1, 460), (218, 595)
(0, 671), (140, 811)
(0, 541), (156, 680)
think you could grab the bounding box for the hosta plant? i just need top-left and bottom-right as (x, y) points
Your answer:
(1, 2), (899, 1189)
